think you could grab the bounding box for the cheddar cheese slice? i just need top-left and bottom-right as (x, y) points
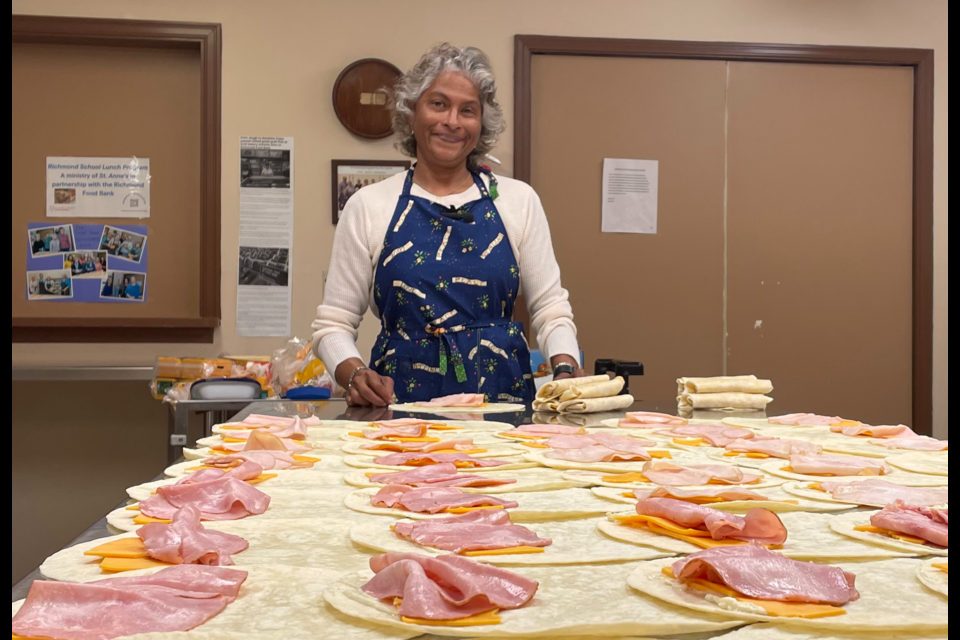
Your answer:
(84, 538), (147, 558)
(521, 442), (550, 449)
(674, 437), (705, 446)
(931, 563), (948, 573)
(401, 610), (501, 626)
(443, 505), (505, 514)
(98, 556), (171, 573)
(853, 525), (931, 546)
(460, 546), (546, 557)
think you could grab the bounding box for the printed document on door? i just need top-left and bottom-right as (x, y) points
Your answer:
(601, 158), (658, 234)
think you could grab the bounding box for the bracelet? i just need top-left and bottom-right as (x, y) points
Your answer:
(346, 365), (368, 388)
(552, 362), (576, 377)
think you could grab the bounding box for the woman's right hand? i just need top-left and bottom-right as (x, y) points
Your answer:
(336, 359), (395, 407)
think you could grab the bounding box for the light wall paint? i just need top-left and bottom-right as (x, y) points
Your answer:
(11, 0), (948, 438)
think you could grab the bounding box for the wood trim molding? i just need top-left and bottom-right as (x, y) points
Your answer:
(12, 15), (222, 343)
(514, 35), (935, 434)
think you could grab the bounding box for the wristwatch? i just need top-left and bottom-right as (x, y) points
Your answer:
(552, 363), (576, 377)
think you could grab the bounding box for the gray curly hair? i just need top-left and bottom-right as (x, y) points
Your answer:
(391, 43), (505, 170)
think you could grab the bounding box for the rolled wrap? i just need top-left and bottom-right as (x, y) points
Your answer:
(677, 375), (773, 395)
(558, 376), (625, 403)
(677, 391), (773, 411)
(557, 394), (635, 414)
(537, 374), (612, 401)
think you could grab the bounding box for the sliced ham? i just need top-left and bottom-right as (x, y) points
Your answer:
(240, 414), (321, 427)
(544, 444), (650, 463)
(820, 479), (949, 507)
(12, 565), (247, 640)
(870, 501), (949, 547)
(514, 424), (585, 436)
(788, 454), (893, 477)
(362, 438), (479, 453)
(633, 486), (770, 503)
(361, 553), (538, 620)
(831, 424), (918, 439)
(392, 509), (552, 552)
(636, 498), (787, 544)
(868, 437), (948, 451)
(619, 411), (688, 427)
(769, 413), (854, 427)
(223, 418), (309, 441)
(657, 424), (756, 448)
(370, 418), (437, 428)
(137, 505), (248, 565)
(204, 450), (311, 470)
(176, 461), (264, 486)
(671, 543), (859, 605)
(139, 476), (270, 521)
(361, 424), (429, 440)
(639, 461), (762, 486)
(212, 436), (312, 454)
(372, 452), (508, 468)
(368, 463), (517, 488)
(725, 438), (822, 459)
(371, 485), (518, 513)
(585, 432), (658, 451)
(415, 393), (486, 407)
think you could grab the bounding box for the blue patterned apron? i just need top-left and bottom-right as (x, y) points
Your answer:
(370, 167), (534, 404)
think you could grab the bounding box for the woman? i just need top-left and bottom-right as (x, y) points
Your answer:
(31, 232), (44, 255)
(312, 43), (583, 407)
(57, 227), (71, 251)
(101, 275), (114, 298)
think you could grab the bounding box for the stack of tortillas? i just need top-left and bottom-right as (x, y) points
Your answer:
(534, 374), (634, 413)
(677, 375), (773, 411)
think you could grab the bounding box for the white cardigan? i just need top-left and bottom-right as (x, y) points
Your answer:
(311, 170), (580, 374)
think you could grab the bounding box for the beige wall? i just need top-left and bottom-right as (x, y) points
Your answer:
(11, 0), (948, 438)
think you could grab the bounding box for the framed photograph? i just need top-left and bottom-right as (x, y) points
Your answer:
(99, 224), (147, 263)
(26, 269), (73, 300)
(27, 224), (75, 256)
(100, 270), (146, 301)
(331, 159), (410, 224)
(64, 250), (108, 278)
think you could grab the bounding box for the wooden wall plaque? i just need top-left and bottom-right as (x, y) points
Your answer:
(332, 58), (402, 139)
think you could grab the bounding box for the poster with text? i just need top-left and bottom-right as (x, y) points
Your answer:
(46, 156), (151, 218)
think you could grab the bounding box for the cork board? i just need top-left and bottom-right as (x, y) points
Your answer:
(12, 42), (201, 319)
(531, 55), (728, 410)
(725, 61), (914, 425)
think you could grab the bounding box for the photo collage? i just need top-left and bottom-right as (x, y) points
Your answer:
(26, 223), (148, 302)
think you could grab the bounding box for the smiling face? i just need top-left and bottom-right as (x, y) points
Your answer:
(411, 71), (482, 170)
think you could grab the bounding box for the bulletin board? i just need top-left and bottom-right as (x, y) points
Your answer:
(514, 36), (933, 434)
(11, 16), (222, 342)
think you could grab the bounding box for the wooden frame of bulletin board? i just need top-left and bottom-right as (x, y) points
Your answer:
(513, 35), (934, 433)
(12, 16), (222, 343)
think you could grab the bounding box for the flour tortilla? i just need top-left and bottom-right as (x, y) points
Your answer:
(163, 455), (345, 478)
(17, 565), (416, 640)
(40, 518), (372, 583)
(184, 444), (332, 461)
(126, 470), (350, 501)
(557, 394), (635, 414)
(348, 517), (672, 566)
(536, 374), (612, 400)
(678, 392), (772, 411)
(705, 450), (785, 469)
(341, 467), (591, 494)
(340, 442), (521, 459)
(627, 558), (948, 632)
(324, 561), (742, 638)
(678, 375), (773, 395)
(522, 449), (705, 474)
(557, 376), (625, 402)
(590, 486), (853, 513)
(828, 510), (949, 557)
(388, 402), (525, 414)
(887, 451), (949, 476)
(916, 557), (948, 597)
(759, 459), (948, 486)
(342, 454), (537, 473)
(778, 480), (949, 508)
(343, 487), (616, 522)
(107, 484), (359, 532)
(597, 510), (912, 560)
(712, 622), (948, 640)
(560, 469), (785, 491)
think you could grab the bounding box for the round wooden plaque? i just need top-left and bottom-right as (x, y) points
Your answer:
(332, 58), (402, 139)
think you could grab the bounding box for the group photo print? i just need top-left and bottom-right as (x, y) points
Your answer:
(99, 225), (146, 263)
(100, 271), (146, 301)
(26, 269), (73, 300)
(28, 224), (75, 256)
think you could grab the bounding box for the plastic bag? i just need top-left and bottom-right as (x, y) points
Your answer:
(270, 337), (331, 397)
